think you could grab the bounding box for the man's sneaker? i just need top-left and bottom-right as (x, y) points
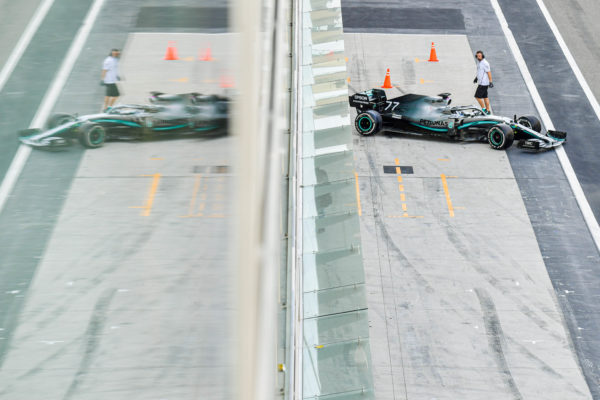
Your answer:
(482, 108), (487, 114)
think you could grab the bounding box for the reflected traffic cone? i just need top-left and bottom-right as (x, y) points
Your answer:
(164, 41), (179, 60)
(199, 47), (214, 61)
(428, 42), (439, 62)
(220, 75), (234, 88)
(381, 68), (393, 89)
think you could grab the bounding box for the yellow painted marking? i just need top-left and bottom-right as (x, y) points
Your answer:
(354, 172), (362, 216)
(397, 175), (403, 183)
(170, 77), (189, 83)
(403, 212), (409, 217)
(438, 158), (450, 161)
(415, 57), (420, 63)
(441, 174), (455, 217)
(188, 174), (202, 215)
(394, 158), (400, 165)
(398, 184), (404, 191)
(402, 203), (407, 211)
(447, 176), (458, 178)
(130, 173), (161, 216)
(347, 77), (351, 83)
(315, 344), (324, 349)
(179, 175), (209, 218)
(345, 57), (349, 62)
(150, 157), (163, 160)
(400, 193), (406, 201)
(419, 78), (434, 84)
(395, 167), (402, 175)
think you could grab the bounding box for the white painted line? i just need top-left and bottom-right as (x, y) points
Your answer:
(0, 0), (56, 94)
(0, 0), (106, 215)
(535, 0), (600, 122)
(490, 0), (600, 253)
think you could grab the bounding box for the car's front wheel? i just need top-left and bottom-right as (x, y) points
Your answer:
(517, 115), (542, 132)
(355, 110), (382, 136)
(487, 124), (514, 150)
(46, 113), (76, 130)
(79, 124), (106, 148)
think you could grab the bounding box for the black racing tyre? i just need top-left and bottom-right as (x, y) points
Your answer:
(46, 113), (76, 129)
(517, 115), (542, 132)
(487, 123), (514, 150)
(355, 110), (382, 136)
(79, 124), (106, 148)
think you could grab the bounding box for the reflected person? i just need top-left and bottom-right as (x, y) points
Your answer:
(101, 48), (121, 111)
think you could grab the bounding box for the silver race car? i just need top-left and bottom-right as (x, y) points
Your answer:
(349, 89), (566, 151)
(19, 92), (229, 149)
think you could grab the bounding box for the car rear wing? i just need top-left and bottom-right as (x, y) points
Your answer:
(348, 88), (387, 112)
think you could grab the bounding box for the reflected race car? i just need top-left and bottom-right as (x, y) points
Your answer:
(349, 89), (566, 151)
(19, 92), (229, 149)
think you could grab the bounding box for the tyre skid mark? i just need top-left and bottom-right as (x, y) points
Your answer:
(475, 287), (524, 400)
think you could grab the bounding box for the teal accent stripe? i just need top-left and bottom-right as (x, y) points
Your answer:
(514, 127), (546, 139)
(409, 122), (448, 132)
(92, 119), (142, 127)
(457, 120), (499, 129)
(53, 123), (80, 134)
(194, 125), (219, 131)
(153, 124), (188, 131)
(20, 122), (81, 139)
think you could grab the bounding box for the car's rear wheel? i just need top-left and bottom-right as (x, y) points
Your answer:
(487, 123), (514, 150)
(517, 115), (542, 132)
(47, 113), (76, 129)
(79, 124), (106, 148)
(355, 110), (382, 136)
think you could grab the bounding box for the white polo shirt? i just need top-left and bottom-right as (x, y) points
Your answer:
(477, 59), (491, 86)
(102, 56), (119, 84)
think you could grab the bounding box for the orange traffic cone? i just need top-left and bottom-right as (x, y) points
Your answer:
(164, 41), (179, 60)
(428, 42), (439, 62)
(199, 47), (214, 61)
(381, 68), (393, 89)
(220, 75), (234, 88)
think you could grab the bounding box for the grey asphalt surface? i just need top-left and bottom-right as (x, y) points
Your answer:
(342, 0), (600, 398)
(542, 0), (600, 103)
(0, 0), (94, 367)
(0, 0), (43, 68)
(0, 0), (233, 398)
(498, 0), (600, 395)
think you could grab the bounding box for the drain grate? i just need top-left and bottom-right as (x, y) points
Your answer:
(383, 166), (413, 174)
(193, 165), (230, 174)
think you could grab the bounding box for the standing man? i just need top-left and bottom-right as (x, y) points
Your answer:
(473, 50), (493, 115)
(101, 48), (120, 111)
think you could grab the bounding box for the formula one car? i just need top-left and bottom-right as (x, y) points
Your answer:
(349, 89), (566, 151)
(19, 92), (229, 149)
